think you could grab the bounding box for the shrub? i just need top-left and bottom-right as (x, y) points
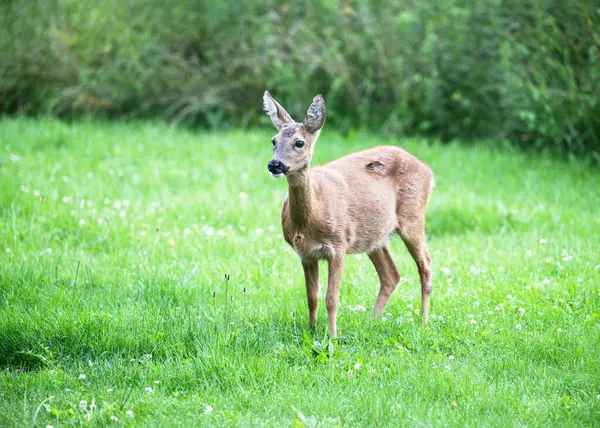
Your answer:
(1, 0), (598, 158)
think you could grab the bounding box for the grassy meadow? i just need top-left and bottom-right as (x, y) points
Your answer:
(1, 117), (599, 426)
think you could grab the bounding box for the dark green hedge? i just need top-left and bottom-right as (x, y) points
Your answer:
(1, 0), (599, 157)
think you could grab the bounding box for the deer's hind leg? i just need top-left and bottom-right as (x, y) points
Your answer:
(368, 247), (401, 315)
(398, 217), (432, 326)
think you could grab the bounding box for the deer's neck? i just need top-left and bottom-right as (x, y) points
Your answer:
(286, 167), (316, 226)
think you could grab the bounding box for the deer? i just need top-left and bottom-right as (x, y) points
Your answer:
(263, 91), (434, 338)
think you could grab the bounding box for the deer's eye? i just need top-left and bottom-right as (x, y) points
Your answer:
(271, 139), (276, 146)
(295, 141), (305, 148)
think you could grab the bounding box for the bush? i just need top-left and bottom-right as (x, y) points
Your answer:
(1, 0), (599, 158)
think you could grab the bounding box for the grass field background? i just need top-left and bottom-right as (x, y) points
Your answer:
(1, 117), (599, 426)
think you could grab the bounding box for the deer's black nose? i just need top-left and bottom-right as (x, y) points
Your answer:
(268, 160), (288, 175)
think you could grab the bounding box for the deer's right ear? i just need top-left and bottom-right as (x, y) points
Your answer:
(263, 91), (292, 130)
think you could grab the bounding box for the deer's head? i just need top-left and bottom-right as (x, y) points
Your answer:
(263, 91), (326, 178)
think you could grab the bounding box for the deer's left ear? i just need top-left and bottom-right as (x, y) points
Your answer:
(304, 94), (326, 133)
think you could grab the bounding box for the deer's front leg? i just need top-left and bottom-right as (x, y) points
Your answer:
(302, 260), (319, 327)
(325, 255), (344, 338)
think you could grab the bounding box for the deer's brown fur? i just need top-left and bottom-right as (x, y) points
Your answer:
(263, 91), (434, 337)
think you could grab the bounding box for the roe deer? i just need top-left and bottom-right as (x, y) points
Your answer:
(263, 91), (434, 337)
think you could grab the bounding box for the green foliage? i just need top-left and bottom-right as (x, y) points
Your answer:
(1, 0), (599, 157)
(1, 118), (600, 425)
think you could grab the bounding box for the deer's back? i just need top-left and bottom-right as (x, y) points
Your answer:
(313, 145), (432, 254)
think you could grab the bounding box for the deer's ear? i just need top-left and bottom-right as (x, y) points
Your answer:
(263, 91), (292, 130)
(304, 94), (326, 133)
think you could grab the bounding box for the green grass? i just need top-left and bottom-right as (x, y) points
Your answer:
(1, 117), (599, 427)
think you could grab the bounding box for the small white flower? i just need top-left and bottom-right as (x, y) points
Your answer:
(201, 225), (215, 236)
(89, 400), (96, 410)
(414, 309), (420, 315)
(97, 218), (104, 225)
(268, 225), (277, 232)
(474, 301), (480, 306)
(495, 306), (501, 311)
(469, 319), (477, 325)
(498, 266), (504, 271)
(444, 365), (450, 370)
(506, 294), (513, 300)
(409, 318), (414, 323)
(442, 267), (450, 275)
(113, 200), (122, 209)
(126, 410), (133, 417)
(539, 238), (547, 244)
(145, 387), (153, 394)
(596, 394), (600, 400)
(487, 311), (493, 315)
(349, 305), (367, 312)
(204, 405), (214, 414)
(448, 355), (455, 361)
(184, 228), (192, 237)
(80, 400), (87, 408)
(119, 210), (126, 218)
(46, 425), (54, 428)
(558, 298), (564, 303)
(526, 249), (533, 256)
(123, 200), (131, 208)
(255, 228), (264, 236)
(542, 279), (550, 285)
(553, 305), (558, 309)
(79, 218), (86, 226)
(518, 308), (525, 316)
(9, 154), (21, 162)
(154, 380), (160, 384)
(33, 189), (41, 197)
(78, 374), (86, 380)
(470, 266), (478, 273)
(577, 278), (583, 283)
(525, 285), (531, 290)
(107, 388), (113, 393)
(111, 415), (118, 422)
(515, 324), (522, 330)
(354, 363), (361, 371)
(467, 314), (474, 319)
(557, 328), (562, 334)
(5, 248), (11, 254)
